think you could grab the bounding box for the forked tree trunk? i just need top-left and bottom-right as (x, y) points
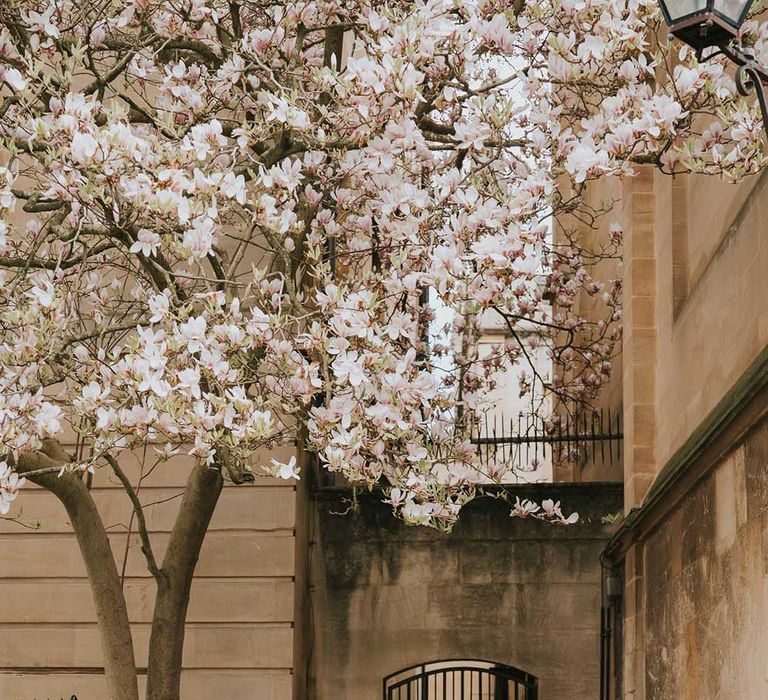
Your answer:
(18, 446), (225, 700)
(145, 463), (223, 700)
(16, 445), (140, 700)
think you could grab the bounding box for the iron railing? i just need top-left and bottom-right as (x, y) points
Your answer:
(383, 658), (538, 700)
(471, 407), (623, 472)
(312, 407), (623, 488)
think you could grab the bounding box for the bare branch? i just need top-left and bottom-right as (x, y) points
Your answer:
(105, 452), (162, 582)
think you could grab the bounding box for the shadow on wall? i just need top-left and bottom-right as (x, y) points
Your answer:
(306, 483), (622, 700)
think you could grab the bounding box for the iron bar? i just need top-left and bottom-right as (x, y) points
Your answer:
(472, 430), (623, 446)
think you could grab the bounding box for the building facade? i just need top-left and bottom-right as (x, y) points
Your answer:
(0, 445), (298, 700)
(596, 166), (768, 700)
(3, 169), (768, 699)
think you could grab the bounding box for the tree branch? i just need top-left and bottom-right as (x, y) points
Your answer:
(105, 452), (162, 582)
(159, 40), (222, 68)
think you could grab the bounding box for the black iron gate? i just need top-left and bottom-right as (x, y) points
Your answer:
(383, 659), (538, 700)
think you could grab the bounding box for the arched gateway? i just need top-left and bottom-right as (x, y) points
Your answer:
(383, 658), (538, 700)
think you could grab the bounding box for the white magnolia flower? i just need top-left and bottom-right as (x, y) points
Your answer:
(130, 229), (161, 257)
(0, 67), (26, 91)
(148, 291), (171, 323)
(24, 7), (60, 37)
(35, 402), (63, 436)
(332, 351), (366, 387)
(185, 119), (226, 160)
(178, 316), (208, 353)
(511, 496), (540, 518)
(220, 172), (246, 204)
(0, 462), (25, 515)
(270, 455), (300, 480)
(28, 280), (55, 308)
(70, 131), (98, 163)
(565, 143), (608, 183)
(183, 217), (216, 259)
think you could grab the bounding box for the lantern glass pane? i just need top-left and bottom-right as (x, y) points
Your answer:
(713, 0), (752, 25)
(662, 0), (708, 22)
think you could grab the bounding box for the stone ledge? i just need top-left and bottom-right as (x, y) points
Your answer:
(313, 482), (623, 543)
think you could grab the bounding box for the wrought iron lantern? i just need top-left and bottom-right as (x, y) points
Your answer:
(658, 0), (756, 53)
(658, 0), (768, 133)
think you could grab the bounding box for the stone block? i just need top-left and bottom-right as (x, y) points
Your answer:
(0, 624), (293, 669)
(1, 486), (296, 534)
(0, 531), (295, 578)
(630, 260), (656, 298)
(632, 295), (656, 329)
(0, 578), (293, 623)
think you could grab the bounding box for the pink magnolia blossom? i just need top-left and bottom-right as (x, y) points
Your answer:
(511, 497), (541, 518)
(0, 0), (763, 531)
(0, 462), (25, 515)
(130, 229), (161, 258)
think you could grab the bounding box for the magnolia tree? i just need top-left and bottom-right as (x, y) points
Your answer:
(0, 0), (766, 698)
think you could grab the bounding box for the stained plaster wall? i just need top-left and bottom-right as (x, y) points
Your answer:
(308, 483), (622, 699)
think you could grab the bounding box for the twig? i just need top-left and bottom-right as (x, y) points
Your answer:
(105, 453), (163, 582)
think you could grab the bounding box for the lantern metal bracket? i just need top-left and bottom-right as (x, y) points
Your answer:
(723, 44), (768, 135)
(658, 0), (767, 131)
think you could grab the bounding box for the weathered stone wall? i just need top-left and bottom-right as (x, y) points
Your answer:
(308, 483), (622, 699)
(642, 415), (768, 700)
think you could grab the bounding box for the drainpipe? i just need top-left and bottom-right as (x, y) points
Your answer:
(599, 553), (624, 700)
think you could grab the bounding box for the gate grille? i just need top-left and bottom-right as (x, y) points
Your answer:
(383, 659), (538, 700)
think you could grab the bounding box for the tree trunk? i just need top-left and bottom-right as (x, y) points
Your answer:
(16, 445), (139, 700)
(146, 463), (223, 700)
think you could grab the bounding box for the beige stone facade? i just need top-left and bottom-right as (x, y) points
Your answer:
(3, 167), (768, 700)
(0, 446), (297, 700)
(598, 164), (768, 699)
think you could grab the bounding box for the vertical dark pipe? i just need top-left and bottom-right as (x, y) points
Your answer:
(592, 411), (597, 461)
(606, 603), (613, 700)
(600, 604), (607, 700)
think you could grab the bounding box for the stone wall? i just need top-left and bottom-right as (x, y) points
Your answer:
(308, 483), (622, 699)
(642, 414), (768, 700)
(0, 445), (298, 700)
(654, 169), (768, 473)
(578, 167), (768, 508)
